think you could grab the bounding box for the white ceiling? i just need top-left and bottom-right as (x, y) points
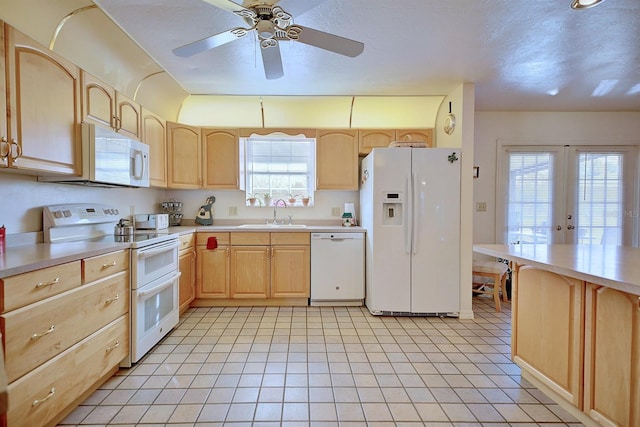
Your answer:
(93, 0), (640, 111)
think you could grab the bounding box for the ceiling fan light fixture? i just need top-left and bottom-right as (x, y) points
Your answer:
(570, 0), (605, 10)
(256, 20), (275, 39)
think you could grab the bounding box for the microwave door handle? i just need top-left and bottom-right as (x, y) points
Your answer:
(137, 241), (180, 259)
(132, 150), (144, 179)
(137, 272), (181, 298)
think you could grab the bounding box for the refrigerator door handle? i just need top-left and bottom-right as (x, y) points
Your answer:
(412, 172), (419, 254)
(405, 173), (412, 254)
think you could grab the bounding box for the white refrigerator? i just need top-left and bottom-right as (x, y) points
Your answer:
(360, 148), (461, 315)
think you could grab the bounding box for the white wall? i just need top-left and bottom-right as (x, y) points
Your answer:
(473, 111), (640, 245)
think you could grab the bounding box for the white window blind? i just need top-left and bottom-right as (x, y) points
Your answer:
(244, 135), (315, 206)
(576, 152), (623, 245)
(507, 152), (555, 244)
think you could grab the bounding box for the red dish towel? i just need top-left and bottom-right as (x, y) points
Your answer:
(206, 236), (218, 250)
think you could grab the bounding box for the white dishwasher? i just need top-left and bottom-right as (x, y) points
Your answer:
(311, 232), (365, 306)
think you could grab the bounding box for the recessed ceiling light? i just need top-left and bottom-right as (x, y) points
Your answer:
(570, 0), (605, 10)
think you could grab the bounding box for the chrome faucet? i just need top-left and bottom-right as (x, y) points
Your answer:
(273, 199), (287, 224)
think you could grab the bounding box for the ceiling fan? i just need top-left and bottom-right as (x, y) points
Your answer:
(172, 0), (365, 80)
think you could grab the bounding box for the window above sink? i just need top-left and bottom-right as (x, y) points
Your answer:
(242, 133), (315, 208)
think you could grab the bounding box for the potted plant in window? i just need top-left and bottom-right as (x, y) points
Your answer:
(288, 194), (299, 206)
(301, 195), (311, 206)
(262, 193), (272, 206)
(246, 193), (258, 206)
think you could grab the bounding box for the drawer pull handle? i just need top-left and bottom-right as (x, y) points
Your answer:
(32, 388), (56, 407)
(31, 325), (55, 340)
(101, 260), (117, 270)
(35, 277), (60, 289)
(106, 340), (120, 353)
(105, 294), (120, 305)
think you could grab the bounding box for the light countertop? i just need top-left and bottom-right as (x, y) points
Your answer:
(473, 244), (640, 296)
(1, 226), (365, 279)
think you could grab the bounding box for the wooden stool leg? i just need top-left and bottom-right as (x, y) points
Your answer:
(493, 273), (501, 312)
(501, 273), (509, 302)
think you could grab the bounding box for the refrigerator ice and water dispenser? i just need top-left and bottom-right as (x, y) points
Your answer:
(382, 192), (403, 225)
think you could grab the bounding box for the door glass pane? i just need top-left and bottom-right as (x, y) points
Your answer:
(507, 153), (554, 244)
(576, 153), (623, 245)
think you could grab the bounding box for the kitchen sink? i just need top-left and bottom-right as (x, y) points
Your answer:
(237, 224), (307, 229)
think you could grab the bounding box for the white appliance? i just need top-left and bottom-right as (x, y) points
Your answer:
(39, 123), (150, 187)
(310, 232), (365, 306)
(360, 148), (461, 315)
(43, 203), (180, 366)
(134, 213), (169, 230)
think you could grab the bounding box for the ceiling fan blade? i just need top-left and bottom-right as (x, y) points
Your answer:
(172, 28), (249, 57)
(200, 0), (249, 14)
(293, 25), (364, 57)
(260, 41), (284, 80)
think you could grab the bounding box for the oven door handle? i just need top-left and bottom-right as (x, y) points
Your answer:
(137, 272), (181, 298)
(137, 240), (180, 259)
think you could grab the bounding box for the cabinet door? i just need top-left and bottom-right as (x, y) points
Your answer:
(271, 245), (310, 298)
(178, 249), (196, 312)
(396, 129), (433, 147)
(1, 24), (9, 168)
(115, 91), (141, 140)
(358, 129), (395, 155)
(583, 284), (640, 427)
(230, 246), (269, 298)
(196, 246), (230, 298)
(5, 26), (81, 174)
(316, 129), (358, 190)
(142, 108), (167, 187)
(513, 266), (585, 407)
(167, 122), (201, 188)
(81, 70), (115, 129)
(202, 128), (239, 189)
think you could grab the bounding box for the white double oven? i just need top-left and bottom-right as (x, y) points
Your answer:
(43, 203), (180, 366)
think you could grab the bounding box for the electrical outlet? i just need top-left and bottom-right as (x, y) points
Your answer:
(476, 202), (487, 212)
(331, 207), (341, 217)
(229, 206), (238, 216)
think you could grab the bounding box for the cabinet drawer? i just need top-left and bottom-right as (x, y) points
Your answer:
(1, 271), (129, 383)
(1, 261), (81, 313)
(82, 250), (129, 284)
(231, 232), (270, 245)
(7, 315), (128, 427)
(271, 232), (310, 245)
(179, 233), (195, 251)
(196, 232), (230, 246)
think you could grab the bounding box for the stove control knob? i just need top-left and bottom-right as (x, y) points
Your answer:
(63, 210), (72, 217)
(114, 209), (119, 215)
(54, 210), (63, 218)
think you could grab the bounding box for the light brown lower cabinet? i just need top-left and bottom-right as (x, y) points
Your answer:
(178, 233), (196, 312)
(513, 266), (584, 407)
(194, 232), (309, 305)
(513, 265), (640, 427)
(583, 283), (640, 427)
(0, 249), (130, 427)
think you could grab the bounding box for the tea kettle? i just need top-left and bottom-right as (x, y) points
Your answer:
(114, 218), (133, 236)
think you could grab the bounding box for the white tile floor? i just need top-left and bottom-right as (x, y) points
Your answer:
(60, 297), (583, 426)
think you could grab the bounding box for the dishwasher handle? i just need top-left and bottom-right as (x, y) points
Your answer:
(311, 233), (363, 240)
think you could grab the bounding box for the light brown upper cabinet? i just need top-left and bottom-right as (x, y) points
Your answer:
(142, 108), (167, 187)
(316, 129), (359, 190)
(4, 25), (81, 175)
(81, 70), (141, 140)
(396, 129), (433, 146)
(202, 128), (239, 189)
(358, 129), (396, 155)
(167, 122), (201, 189)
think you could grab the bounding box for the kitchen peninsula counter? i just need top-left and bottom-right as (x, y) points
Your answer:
(473, 243), (640, 295)
(473, 243), (640, 427)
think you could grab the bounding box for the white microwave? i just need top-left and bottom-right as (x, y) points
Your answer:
(39, 123), (150, 187)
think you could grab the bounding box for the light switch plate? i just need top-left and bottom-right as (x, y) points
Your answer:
(331, 207), (341, 216)
(476, 202), (487, 212)
(229, 206), (238, 216)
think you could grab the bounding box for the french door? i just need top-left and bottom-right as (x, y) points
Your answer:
(497, 144), (638, 246)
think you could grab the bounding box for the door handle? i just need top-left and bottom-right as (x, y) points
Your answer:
(556, 225), (562, 231)
(567, 225), (575, 230)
